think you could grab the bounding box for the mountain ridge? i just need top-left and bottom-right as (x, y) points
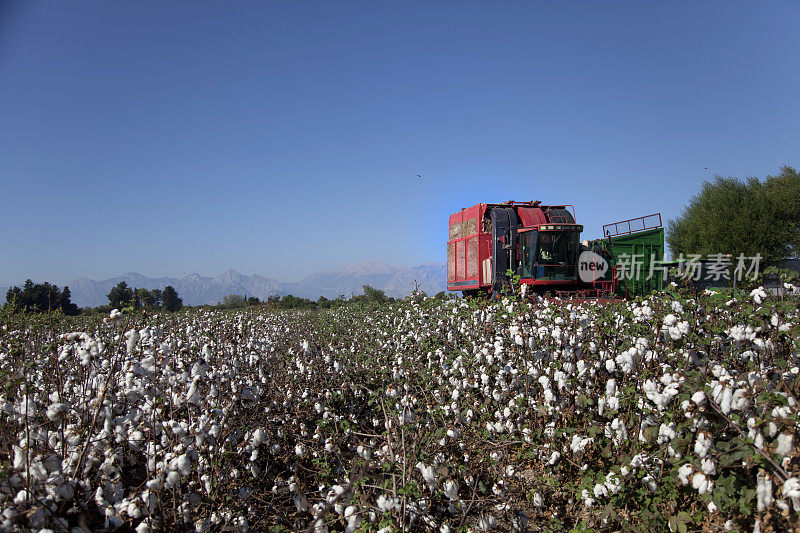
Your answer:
(2, 262), (446, 307)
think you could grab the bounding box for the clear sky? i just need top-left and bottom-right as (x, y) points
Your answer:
(2, 1), (798, 285)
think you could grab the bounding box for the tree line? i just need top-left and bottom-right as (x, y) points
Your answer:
(106, 282), (183, 312)
(3, 281), (183, 315)
(216, 285), (406, 310)
(5, 281), (80, 315)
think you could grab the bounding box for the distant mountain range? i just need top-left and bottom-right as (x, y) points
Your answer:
(1, 261), (446, 307)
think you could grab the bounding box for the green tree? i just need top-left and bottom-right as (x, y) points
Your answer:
(60, 286), (79, 315)
(150, 288), (162, 309)
(132, 288), (157, 308)
(162, 285), (183, 312)
(362, 285), (388, 304)
(247, 296), (260, 306)
(107, 282), (133, 309)
(667, 166), (800, 266)
(5, 280), (79, 315)
(221, 294), (247, 308)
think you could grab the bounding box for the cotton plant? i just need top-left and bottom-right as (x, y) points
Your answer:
(0, 287), (799, 530)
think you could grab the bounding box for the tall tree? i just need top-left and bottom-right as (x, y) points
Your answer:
(133, 288), (157, 308)
(60, 286), (79, 315)
(5, 280), (79, 315)
(107, 281), (133, 309)
(162, 285), (183, 312)
(667, 166), (800, 266)
(362, 285), (388, 304)
(150, 288), (162, 309)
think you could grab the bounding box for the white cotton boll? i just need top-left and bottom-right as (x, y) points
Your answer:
(344, 505), (360, 533)
(782, 477), (800, 501)
(581, 489), (595, 508)
(46, 403), (67, 421)
(165, 470), (180, 489)
(136, 522), (151, 533)
(171, 454), (191, 476)
(757, 471), (772, 511)
(127, 501), (141, 519)
(251, 428), (267, 447)
(717, 386), (733, 415)
(677, 464), (693, 485)
(615, 352), (634, 374)
(416, 462), (437, 491)
(768, 422), (779, 437)
(477, 515), (497, 531)
(444, 479), (459, 500)
(695, 433), (712, 459)
(664, 314), (677, 327)
(141, 490), (158, 513)
(295, 444), (307, 458)
(604, 472), (621, 494)
(592, 483), (608, 498)
(692, 472), (712, 494)
(570, 435), (593, 456)
(750, 287), (768, 305)
(125, 329), (139, 355)
(692, 391), (706, 405)
(376, 494), (399, 513)
(701, 458), (716, 476)
(776, 433), (794, 457)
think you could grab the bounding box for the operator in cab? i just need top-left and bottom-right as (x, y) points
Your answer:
(538, 233), (554, 262)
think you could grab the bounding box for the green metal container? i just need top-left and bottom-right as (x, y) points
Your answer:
(606, 227), (665, 298)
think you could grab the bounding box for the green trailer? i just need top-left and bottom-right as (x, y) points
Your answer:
(588, 214), (665, 299)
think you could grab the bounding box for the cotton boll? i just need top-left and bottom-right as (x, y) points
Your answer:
(750, 287), (768, 305)
(691, 473), (712, 495)
(416, 462), (437, 491)
(757, 471), (772, 511)
(776, 433), (794, 457)
(677, 464), (693, 485)
(477, 515), (497, 531)
(171, 454), (191, 476)
(592, 483), (608, 499)
(694, 433), (712, 459)
(376, 494), (399, 513)
(165, 470), (180, 489)
(443, 479), (459, 500)
(691, 391), (706, 405)
(701, 458), (716, 476)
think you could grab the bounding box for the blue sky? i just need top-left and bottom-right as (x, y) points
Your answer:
(2, 1), (798, 285)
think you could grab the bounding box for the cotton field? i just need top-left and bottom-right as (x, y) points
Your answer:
(1, 287), (799, 532)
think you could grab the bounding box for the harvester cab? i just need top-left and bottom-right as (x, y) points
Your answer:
(447, 201), (584, 297)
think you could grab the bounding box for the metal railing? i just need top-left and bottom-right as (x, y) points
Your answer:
(603, 213), (662, 238)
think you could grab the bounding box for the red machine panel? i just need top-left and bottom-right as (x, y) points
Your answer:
(447, 204), (487, 291)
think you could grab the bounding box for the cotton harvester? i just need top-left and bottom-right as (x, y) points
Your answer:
(446, 201), (665, 299)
